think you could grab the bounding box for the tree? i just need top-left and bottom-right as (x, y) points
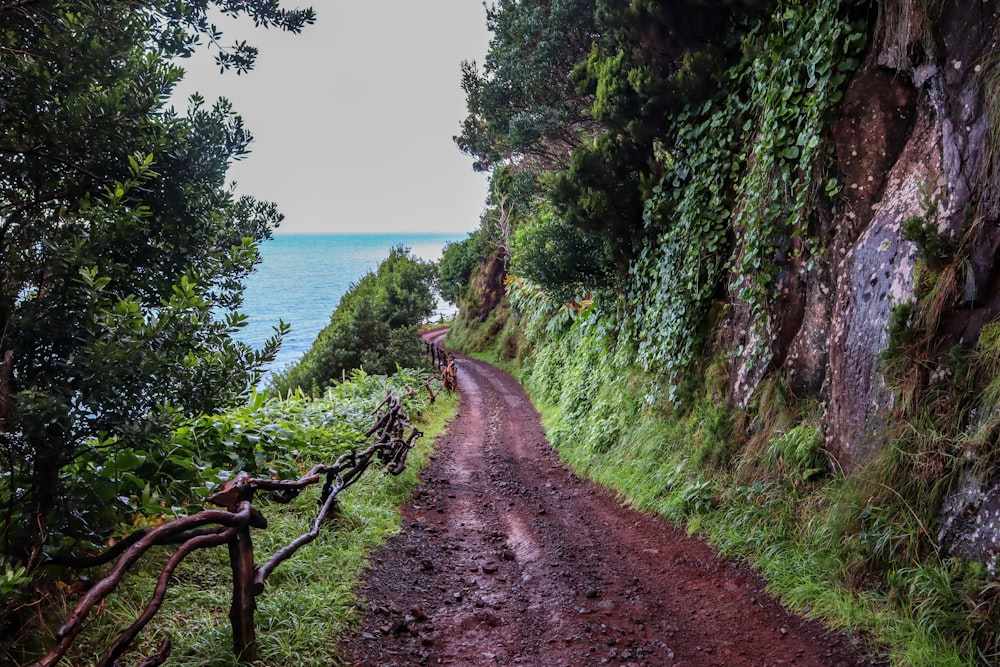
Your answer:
(510, 204), (607, 302)
(455, 0), (599, 173)
(456, 0), (749, 299)
(269, 248), (436, 395)
(0, 0), (313, 563)
(547, 0), (741, 277)
(438, 231), (487, 305)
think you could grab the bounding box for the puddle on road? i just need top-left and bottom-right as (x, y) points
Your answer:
(503, 511), (542, 563)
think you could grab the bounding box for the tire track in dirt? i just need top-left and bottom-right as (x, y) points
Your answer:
(341, 331), (870, 666)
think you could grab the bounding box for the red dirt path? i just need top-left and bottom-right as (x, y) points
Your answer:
(340, 329), (872, 667)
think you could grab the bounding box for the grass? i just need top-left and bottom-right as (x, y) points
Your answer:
(34, 391), (457, 667)
(977, 49), (1000, 212)
(446, 304), (1000, 666)
(447, 303), (1000, 664)
(444, 300), (525, 373)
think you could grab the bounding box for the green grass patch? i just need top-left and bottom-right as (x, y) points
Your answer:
(444, 300), (526, 374)
(33, 389), (457, 666)
(504, 308), (999, 666)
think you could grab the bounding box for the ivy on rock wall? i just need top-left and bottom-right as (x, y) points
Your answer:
(456, 0), (865, 401)
(456, 0), (748, 300)
(729, 1), (862, 354)
(450, 1), (1000, 662)
(628, 0), (864, 399)
(628, 101), (740, 400)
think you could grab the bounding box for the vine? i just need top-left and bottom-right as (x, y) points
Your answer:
(624, 0), (864, 399)
(629, 100), (740, 401)
(732, 0), (862, 351)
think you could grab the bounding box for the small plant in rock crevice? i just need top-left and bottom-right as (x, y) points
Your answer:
(901, 187), (953, 270)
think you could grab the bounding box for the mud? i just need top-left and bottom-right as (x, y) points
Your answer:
(341, 330), (871, 666)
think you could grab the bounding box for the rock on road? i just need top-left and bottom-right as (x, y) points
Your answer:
(341, 329), (868, 666)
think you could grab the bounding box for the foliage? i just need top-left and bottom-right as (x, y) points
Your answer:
(510, 204), (609, 302)
(455, 0), (598, 173)
(446, 0), (1000, 663)
(456, 0), (751, 299)
(901, 187), (952, 269)
(505, 300), (1000, 665)
(977, 48), (1000, 216)
(548, 0), (742, 282)
(0, 558), (29, 606)
(728, 1), (862, 344)
(0, 0), (313, 563)
(505, 276), (579, 343)
(437, 231), (487, 305)
(455, 0), (864, 398)
(627, 99), (740, 397)
(157, 0), (316, 74)
(444, 290), (527, 370)
(762, 424), (826, 483)
(975, 322), (1000, 409)
(269, 248), (435, 395)
(582, 0), (737, 131)
(49, 370), (432, 560)
(546, 132), (647, 286)
(622, 0), (864, 397)
(18, 369), (451, 665)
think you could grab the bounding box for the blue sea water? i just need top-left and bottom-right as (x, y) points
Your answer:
(234, 233), (464, 376)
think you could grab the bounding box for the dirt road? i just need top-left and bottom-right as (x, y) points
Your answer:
(341, 330), (868, 666)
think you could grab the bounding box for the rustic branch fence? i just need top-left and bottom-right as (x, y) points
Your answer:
(425, 340), (457, 393)
(34, 389), (432, 667)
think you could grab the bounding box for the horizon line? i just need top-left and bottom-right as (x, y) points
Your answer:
(269, 230), (472, 236)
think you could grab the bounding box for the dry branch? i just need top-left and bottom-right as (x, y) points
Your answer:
(35, 502), (255, 667)
(134, 639), (171, 667)
(254, 474), (345, 593)
(97, 529), (237, 667)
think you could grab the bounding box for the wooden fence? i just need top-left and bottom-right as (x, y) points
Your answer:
(35, 390), (427, 667)
(425, 341), (457, 393)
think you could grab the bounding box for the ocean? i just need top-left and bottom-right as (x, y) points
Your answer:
(234, 233), (464, 376)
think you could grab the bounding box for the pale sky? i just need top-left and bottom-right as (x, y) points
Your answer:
(172, 2), (492, 235)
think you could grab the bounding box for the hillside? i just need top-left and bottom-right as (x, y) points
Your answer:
(442, 0), (1000, 664)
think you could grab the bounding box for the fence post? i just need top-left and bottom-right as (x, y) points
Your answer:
(37, 395), (422, 667)
(210, 476), (261, 664)
(229, 524), (257, 663)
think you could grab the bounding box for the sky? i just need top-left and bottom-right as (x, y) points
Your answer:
(172, 2), (492, 235)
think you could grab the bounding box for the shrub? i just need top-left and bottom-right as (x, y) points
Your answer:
(270, 248), (435, 395)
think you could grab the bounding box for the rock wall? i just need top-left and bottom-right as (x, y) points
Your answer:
(826, 88), (936, 466)
(729, 0), (1000, 471)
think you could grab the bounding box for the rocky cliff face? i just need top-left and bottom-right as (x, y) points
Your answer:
(727, 0), (1000, 562)
(729, 0), (999, 460)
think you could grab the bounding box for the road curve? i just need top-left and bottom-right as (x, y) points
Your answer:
(341, 330), (866, 666)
